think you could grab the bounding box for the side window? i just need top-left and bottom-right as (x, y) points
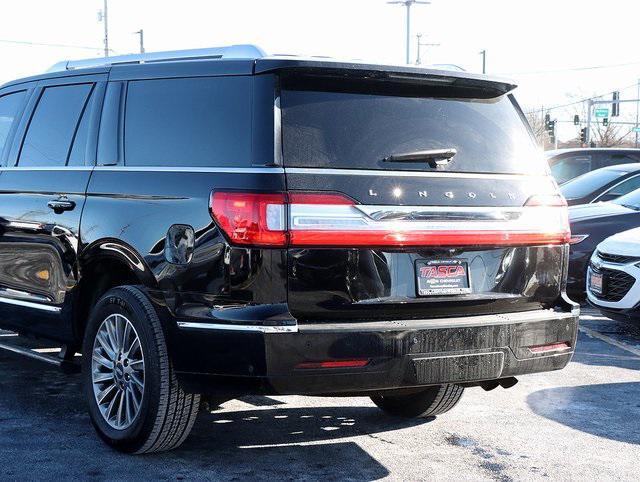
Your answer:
(608, 175), (640, 197)
(0, 90), (27, 159)
(124, 77), (252, 167)
(68, 87), (95, 166)
(605, 153), (640, 168)
(18, 83), (93, 167)
(550, 155), (592, 184)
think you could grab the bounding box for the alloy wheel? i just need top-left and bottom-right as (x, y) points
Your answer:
(91, 314), (145, 430)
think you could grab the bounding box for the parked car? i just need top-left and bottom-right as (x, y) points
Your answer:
(559, 163), (640, 205)
(0, 45), (578, 454)
(546, 148), (640, 185)
(567, 189), (640, 300)
(587, 226), (640, 322)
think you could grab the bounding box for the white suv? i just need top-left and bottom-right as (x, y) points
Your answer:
(587, 226), (640, 321)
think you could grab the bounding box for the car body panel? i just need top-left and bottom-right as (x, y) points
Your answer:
(567, 202), (640, 300)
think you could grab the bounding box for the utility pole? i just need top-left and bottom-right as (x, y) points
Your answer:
(415, 34), (439, 65)
(479, 49), (486, 74)
(98, 0), (109, 57)
(387, 1), (431, 64)
(636, 79), (639, 148)
(134, 29), (145, 54)
(586, 98), (593, 146)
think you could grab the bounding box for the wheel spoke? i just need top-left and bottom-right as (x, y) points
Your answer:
(130, 372), (144, 390)
(92, 372), (113, 384)
(129, 358), (144, 371)
(105, 319), (118, 355)
(122, 321), (132, 354)
(96, 383), (116, 405)
(96, 331), (116, 359)
(124, 388), (134, 425)
(116, 388), (125, 427)
(92, 352), (114, 370)
(106, 389), (120, 421)
(125, 337), (140, 359)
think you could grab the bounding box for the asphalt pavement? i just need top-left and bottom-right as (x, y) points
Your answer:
(0, 308), (638, 481)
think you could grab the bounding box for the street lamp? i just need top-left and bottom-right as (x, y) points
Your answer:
(387, 0), (431, 64)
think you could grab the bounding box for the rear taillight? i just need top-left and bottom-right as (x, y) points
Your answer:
(210, 191), (572, 248)
(210, 192), (287, 247)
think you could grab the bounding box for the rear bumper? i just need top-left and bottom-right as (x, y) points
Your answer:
(171, 307), (579, 396)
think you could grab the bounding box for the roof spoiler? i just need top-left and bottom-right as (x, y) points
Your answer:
(256, 59), (517, 97)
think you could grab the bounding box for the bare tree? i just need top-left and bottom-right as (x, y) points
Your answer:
(591, 121), (632, 147)
(525, 110), (548, 148)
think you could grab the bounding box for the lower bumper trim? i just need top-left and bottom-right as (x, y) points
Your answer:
(177, 321), (298, 333)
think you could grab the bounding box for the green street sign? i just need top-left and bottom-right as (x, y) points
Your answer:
(595, 108), (609, 118)
(633, 127), (640, 133)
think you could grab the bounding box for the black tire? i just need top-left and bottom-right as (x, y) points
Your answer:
(82, 285), (200, 454)
(370, 384), (464, 418)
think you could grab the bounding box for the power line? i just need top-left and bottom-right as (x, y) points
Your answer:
(501, 60), (640, 76)
(524, 82), (640, 115)
(0, 38), (105, 51)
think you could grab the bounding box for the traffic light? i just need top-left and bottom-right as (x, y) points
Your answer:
(573, 114), (580, 126)
(580, 127), (587, 144)
(603, 117), (609, 126)
(548, 119), (556, 143)
(612, 91), (620, 117)
(544, 113), (551, 131)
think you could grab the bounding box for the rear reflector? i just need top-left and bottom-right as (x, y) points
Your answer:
(210, 191), (571, 248)
(296, 359), (370, 369)
(527, 341), (571, 354)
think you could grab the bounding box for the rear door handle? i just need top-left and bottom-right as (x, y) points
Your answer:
(47, 199), (76, 213)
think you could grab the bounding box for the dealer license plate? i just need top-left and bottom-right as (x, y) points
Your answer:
(416, 259), (471, 296)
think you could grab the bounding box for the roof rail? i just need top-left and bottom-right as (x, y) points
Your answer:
(47, 44), (267, 72)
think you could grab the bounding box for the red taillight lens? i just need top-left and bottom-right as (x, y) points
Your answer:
(527, 341), (571, 354)
(211, 191), (572, 248)
(296, 359), (370, 369)
(210, 192), (287, 247)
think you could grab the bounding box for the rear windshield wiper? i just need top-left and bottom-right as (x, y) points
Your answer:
(383, 148), (457, 168)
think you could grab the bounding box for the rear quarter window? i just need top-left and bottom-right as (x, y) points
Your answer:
(0, 90), (26, 159)
(281, 78), (545, 175)
(124, 76), (252, 167)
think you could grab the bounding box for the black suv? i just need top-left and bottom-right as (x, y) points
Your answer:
(0, 45), (579, 453)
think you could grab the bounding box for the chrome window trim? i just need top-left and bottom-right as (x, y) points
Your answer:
(0, 296), (61, 313)
(177, 321), (298, 333)
(0, 166), (93, 171)
(591, 173), (640, 203)
(93, 166), (285, 173)
(0, 166), (285, 173)
(284, 167), (546, 180)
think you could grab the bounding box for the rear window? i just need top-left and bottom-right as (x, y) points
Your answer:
(549, 154), (592, 184)
(280, 78), (544, 174)
(560, 168), (626, 199)
(124, 77), (252, 167)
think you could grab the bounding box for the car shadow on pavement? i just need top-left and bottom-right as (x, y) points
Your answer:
(527, 382), (640, 445)
(571, 331), (640, 370)
(0, 352), (427, 480)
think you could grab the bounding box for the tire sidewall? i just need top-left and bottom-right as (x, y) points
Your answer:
(82, 288), (164, 452)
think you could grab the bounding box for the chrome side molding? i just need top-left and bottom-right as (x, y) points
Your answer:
(0, 296), (61, 313)
(177, 321), (298, 333)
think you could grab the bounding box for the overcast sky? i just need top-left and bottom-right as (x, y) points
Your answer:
(0, 0), (638, 140)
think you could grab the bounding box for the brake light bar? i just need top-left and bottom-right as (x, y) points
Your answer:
(210, 191), (571, 248)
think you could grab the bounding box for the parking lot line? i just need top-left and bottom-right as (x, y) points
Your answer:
(579, 326), (640, 357)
